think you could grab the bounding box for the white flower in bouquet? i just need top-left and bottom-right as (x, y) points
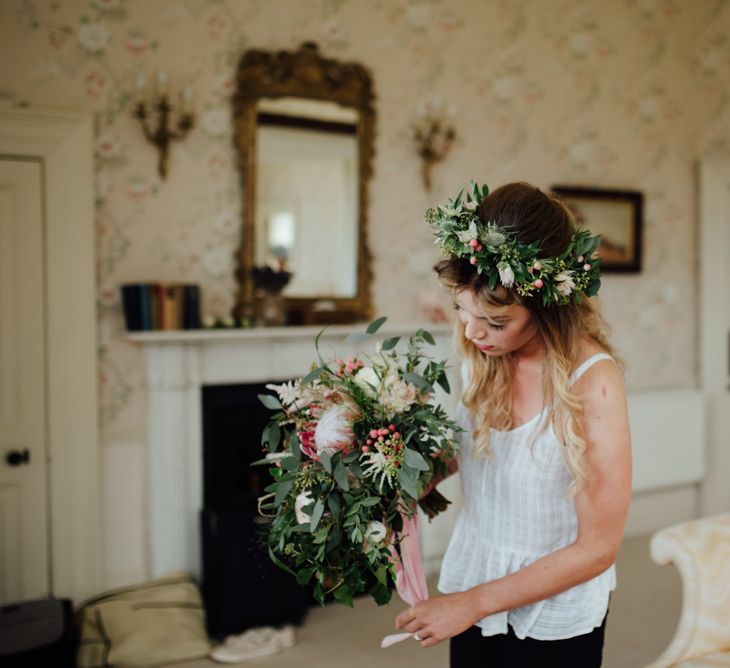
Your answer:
(381, 369), (418, 416)
(314, 404), (356, 456)
(294, 490), (314, 525)
(266, 379), (323, 411)
(266, 381), (300, 407)
(364, 520), (387, 545)
(354, 367), (380, 397)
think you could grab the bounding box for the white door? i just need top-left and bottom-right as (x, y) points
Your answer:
(699, 153), (730, 515)
(0, 158), (49, 602)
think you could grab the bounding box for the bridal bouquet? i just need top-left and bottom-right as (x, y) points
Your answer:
(255, 317), (461, 607)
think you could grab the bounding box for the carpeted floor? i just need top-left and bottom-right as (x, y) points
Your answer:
(170, 532), (681, 668)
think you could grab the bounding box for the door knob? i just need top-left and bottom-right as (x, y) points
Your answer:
(5, 449), (30, 467)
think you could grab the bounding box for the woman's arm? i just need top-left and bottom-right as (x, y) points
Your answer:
(396, 359), (632, 647)
(421, 452), (459, 498)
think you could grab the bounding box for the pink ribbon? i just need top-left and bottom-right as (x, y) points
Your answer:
(381, 512), (429, 648)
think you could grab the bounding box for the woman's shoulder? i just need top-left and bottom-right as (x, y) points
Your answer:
(571, 339), (624, 396)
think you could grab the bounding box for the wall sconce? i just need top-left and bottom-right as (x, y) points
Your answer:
(412, 99), (457, 191)
(133, 71), (194, 180)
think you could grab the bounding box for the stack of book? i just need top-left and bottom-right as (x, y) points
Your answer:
(121, 283), (202, 331)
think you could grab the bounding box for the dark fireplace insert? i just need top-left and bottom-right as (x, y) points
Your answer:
(201, 382), (309, 639)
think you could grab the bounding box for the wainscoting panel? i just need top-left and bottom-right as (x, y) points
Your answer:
(101, 432), (148, 589)
(628, 389), (705, 493)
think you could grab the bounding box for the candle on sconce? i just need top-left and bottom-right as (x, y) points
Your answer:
(132, 69), (195, 180)
(135, 73), (147, 104)
(157, 69), (168, 98)
(181, 85), (193, 114)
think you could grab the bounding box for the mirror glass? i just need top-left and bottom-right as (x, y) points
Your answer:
(255, 97), (359, 298)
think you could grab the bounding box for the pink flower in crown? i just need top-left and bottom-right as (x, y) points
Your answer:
(314, 404), (357, 457)
(125, 32), (149, 56)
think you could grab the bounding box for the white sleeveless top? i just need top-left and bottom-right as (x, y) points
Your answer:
(437, 352), (617, 640)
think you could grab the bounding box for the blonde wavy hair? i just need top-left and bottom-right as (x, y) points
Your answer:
(434, 182), (626, 498)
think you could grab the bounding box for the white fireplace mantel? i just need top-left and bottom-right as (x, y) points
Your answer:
(128, 322), (461, 579)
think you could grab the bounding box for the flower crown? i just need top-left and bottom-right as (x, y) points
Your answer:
(427, 181), (602, 306)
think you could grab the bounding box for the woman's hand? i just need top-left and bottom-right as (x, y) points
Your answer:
(394, 591), (480, 648)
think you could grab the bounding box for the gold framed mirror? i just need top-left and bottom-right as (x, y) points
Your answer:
(232, 42), (375, 325)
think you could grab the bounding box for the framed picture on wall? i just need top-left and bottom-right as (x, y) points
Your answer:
(550, 186), (643, 273)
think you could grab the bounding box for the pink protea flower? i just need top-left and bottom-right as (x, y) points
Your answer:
(314, 404), (357, 456)
(299, 428), (318, 459)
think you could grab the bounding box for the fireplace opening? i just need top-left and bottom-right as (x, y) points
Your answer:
(201, 382), (309, 639)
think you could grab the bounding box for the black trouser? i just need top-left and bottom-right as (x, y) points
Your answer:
(449, 603), (609, 668)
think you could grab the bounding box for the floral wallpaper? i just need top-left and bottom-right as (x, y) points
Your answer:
(1, 0), (729, 439)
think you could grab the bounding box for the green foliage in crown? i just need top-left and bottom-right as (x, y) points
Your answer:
(426, 181), (603, 306)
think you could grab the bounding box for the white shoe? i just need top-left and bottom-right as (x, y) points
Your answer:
(210, 625), (295, 663)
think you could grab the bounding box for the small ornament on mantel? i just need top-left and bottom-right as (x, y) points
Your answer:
(412, 98), (457, 191)
(251, 265), (292, 327)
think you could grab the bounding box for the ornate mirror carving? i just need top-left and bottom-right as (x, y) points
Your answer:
(232, 42), (375, 325)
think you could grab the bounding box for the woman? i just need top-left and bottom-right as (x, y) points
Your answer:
(394, 182), (632, 667)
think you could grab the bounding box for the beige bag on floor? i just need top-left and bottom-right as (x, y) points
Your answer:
(76, 572), (210, 667)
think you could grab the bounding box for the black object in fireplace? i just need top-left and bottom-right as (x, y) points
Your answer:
(201, 382), (309, 639)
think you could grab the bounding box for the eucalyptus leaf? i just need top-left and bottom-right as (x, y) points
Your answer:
(398, 466), (418, 499)
(310, 499), (325, 532)
(258, 394), (282, 410)
(371, 582), (392, 606)
(366, 316), (387, 334)
(296, 568), (314, 585)
(319, 451), (333, 474)
(327, 494), (341, 517)
(302, 366), (323, 385)
(402, 372), (432, 391)
(288, 432), (301, 460)
(314, 326), (329, 367)
(342, 451), (359, 464)
(313, 582), (325, 606)
(265, 422), (281, 450)
(274, 479), (294, 506)
(333, 584), (354, 607)
(326, 527), (341, 552)
(281, 455), (299, 471)
(404, 448), (430, 471)
(382, 336), (400, 351)
(417, 328), (435, 345)
(333, 461), (349, 491)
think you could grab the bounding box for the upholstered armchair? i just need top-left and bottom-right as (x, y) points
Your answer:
(645, 513), (730, 667)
